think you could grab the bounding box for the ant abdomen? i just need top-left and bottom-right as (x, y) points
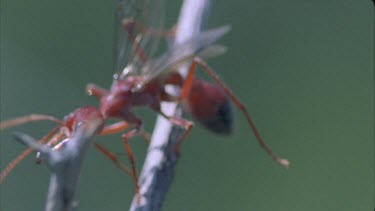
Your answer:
(182, 77), (233, 135)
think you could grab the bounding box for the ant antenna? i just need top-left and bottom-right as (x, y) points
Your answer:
(0, 114), (63, 130)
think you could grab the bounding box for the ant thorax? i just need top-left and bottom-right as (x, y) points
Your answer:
(99, 76), (164, 120)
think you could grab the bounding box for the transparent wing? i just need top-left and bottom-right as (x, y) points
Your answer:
(114, 0), (165, 79)
(138, 25), (231, 87)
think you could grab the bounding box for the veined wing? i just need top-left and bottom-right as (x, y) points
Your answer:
(114, 0), (165, 79)
(138, 25), (231, 88)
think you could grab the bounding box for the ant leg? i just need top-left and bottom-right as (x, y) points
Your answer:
(159, 72), (185, 103)
(95, 119), (152, 178)
(94, 121), (145, 177)
(36, 132), (67, 163)
(114, 112), (145, 200)
(94, 143), (132, 176)
(122, 19), (148, 63)
(48, 134), (69, 151)
(157, 63), (197, 155)
(0, 115), (63, 130)
(178, 61), (197, 101)
(160, 91), (178, 103)
(121, 18), (175, 64)
(163, 71), (184, 87)
(100, 121), (150, 144)
(158, 111), (194, 157)
(0, 126), (61, 184)
(121, 129), (141, 203)
(45, 132), (67, 148)
(99, 121), (129, 136)
(86, 84), (109, 99)
(194, 57), (290, 169)
(122, 18), (174, 40)
(139, 130), (151, 145)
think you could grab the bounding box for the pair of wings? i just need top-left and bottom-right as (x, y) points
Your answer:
(114, 0), (164, 77)
(114, 0), (230, 89)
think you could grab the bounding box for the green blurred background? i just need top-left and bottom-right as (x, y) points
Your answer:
(1, 0), (373, 210)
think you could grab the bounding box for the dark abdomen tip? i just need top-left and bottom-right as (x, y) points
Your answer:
(199, 100), (233, 135)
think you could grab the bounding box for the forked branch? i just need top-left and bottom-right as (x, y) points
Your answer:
(12, 118), (103, 211)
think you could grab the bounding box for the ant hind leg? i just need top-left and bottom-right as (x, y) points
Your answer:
(193, 57), (290, 169)
(157, 111), (194, 157)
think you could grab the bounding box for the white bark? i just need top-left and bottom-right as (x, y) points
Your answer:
(129, 0), (212, 210)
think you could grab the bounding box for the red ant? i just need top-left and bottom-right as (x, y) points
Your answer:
(1, 20), (291, 202)
(3, 27), (269, 197)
